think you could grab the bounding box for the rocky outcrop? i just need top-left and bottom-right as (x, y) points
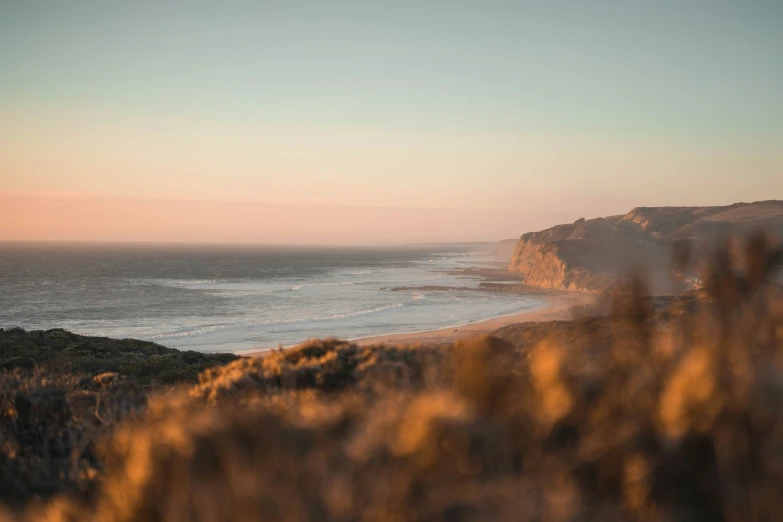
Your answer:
(508, 201), (783, 294)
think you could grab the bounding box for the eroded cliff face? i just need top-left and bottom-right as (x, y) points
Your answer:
(508, 235), (645, 293)
(508, 201), (783, 294)
(508, 241), (567, 289)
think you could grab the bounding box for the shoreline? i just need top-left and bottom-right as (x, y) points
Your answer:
(244, 291), (595, 356)
(352, 291), (594, 347)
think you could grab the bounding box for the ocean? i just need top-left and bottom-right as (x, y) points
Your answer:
(0, 242), (541, 354)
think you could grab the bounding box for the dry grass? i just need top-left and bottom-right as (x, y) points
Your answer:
(2, 231), (783, 521)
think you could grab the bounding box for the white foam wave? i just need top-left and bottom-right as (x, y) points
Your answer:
(135, 278), (221, 287)
(261, 303), (403, 325)
(290, 281), (354, 291)
(149, 323), (230, 339)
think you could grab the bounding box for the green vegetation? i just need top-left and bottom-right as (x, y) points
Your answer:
(0, 330), (238, 507)
(0, 329), (238, 386)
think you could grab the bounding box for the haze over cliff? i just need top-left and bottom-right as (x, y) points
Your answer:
(491, 239), (518, 259)
(508, 201), (783, 293)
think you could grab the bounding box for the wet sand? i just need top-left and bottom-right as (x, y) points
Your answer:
(245, 291), (595, 356)
(353, 292), (595, 347)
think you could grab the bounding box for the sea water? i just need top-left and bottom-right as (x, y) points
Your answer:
(0, 243), (540, 353)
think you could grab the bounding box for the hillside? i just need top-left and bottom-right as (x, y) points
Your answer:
(508, 200), (783, 293)
(0, 328), (238, 385)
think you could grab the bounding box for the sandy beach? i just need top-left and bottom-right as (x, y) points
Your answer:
(245, 291), (595, 356)
(352, 291), (595, 347)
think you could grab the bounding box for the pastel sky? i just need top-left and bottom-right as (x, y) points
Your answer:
(1, 1), (782, 244)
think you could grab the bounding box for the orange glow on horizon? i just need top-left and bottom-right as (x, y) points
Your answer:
(0, 193), (563, 245)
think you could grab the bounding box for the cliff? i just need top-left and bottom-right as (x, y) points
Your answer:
(508, 200), (783, 293)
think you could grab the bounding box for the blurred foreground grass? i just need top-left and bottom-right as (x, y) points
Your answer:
(2, 233), (782, 521)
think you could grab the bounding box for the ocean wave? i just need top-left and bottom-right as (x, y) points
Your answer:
(149, 323), (230, 339)
(134, 278), (220, 287)
(261, 303), (403, 326)
(290, 281), (355, 291)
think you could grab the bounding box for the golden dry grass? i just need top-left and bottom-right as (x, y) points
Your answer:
(2, 231), (782, 521)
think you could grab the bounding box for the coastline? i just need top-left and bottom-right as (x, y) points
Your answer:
(244, 291), (595, 356)
(353, 291), (594, 347)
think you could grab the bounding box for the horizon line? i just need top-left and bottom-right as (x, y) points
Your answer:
(0, 238), (507, 248)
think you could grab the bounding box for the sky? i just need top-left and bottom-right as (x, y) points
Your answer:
(1, 1), (782, 244)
